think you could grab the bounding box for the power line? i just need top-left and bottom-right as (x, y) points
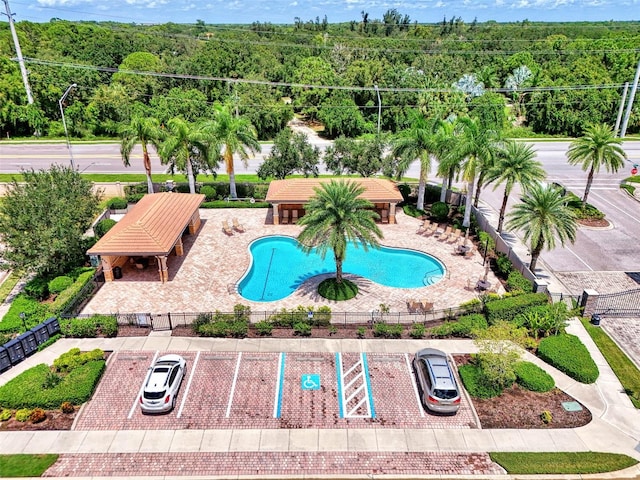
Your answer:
(21, 57), (627, 95)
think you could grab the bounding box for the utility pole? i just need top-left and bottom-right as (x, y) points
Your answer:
(2, 0), (34, 104)
(614, 82), (629, 136)
(374, 85), (381, 136)
(620, 59), (640, 138)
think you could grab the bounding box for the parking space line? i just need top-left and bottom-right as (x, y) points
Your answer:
(177, 351), (200, 418)
(128, 350), (158, 419)
(362, 353), (375, 419)
(335, 353), (344, 418)
(273, 352), (286, 418)
(405, 353), (424, 417)
(225, 352), (242, 418)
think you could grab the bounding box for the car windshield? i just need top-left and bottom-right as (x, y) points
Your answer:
(434, 389), (458, 400)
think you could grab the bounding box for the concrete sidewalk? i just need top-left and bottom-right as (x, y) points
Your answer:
(1, 332), (639, 479)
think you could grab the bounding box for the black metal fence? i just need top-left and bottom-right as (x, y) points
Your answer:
(595, 288), (640, 317)
(68, 304), (483, 331)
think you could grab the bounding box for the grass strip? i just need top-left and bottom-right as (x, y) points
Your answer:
(0, 454), (59, 477)
(0, 272), (21, 304)
(581, 317), (640, 408)
(490, 452), (638, 474)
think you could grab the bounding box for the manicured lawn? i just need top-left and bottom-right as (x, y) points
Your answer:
(490, 452), (638, 474)
(318, 278), (358, 301)
(0, 454), (58, 477)
(0, 271), (21, 304)
(581, 318), (640, 408)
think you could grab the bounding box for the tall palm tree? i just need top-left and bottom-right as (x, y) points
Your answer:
(207, 104), (261, 199)
(158, 118), (219, 194)
(453, 116), (500, 227)
(506, 183), (578, 272)
(119, 116), (163, 194)
(567, 123), (627, 206)
(392, 110), (439, 211)
(297, 179), (383, 284)
(434, 117), (463, 203)
(484, 141), (546, 233)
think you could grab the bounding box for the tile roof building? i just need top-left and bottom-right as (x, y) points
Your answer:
(87, 193), (205, 282)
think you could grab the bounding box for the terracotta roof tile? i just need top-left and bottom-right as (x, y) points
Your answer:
(87, 193), (204, 256)
(265, 178), (403, 203)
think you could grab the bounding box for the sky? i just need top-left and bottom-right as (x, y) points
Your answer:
(5, 0), (639, 25)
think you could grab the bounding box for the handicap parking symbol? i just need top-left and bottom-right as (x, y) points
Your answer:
(301, 374), (320, 390)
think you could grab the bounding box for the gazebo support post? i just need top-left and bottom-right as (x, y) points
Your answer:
(157, 255), (169, 283)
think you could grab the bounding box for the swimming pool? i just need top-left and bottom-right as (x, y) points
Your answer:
(238, 235), (446, 302)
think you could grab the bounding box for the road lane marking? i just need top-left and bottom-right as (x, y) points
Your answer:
(273, 352), (285, 418)
(591, 191), (640, 225)
(177, 351), (200, 418)
(335, 353), (344, 418)
(128, 350), (158, 419)
(226, 352), (242, 418)
(405, 353), (424, 417)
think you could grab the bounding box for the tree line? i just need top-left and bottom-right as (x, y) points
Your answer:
(1, 16), (639, 140)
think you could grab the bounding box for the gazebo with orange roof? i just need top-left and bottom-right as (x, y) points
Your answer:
(265, 178), (404, 225)
(87, 192), (205, 282)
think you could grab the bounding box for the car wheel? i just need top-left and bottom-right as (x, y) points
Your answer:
(171, 396), (176, 411)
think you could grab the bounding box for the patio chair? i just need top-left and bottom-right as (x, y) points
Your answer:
(291, 209), (299, 224)
(381, 209), (389, 224)
(281, 210), (289, 224)
(420, 299), (434, 312)
(222, 220), (233, 236)
(406, 300), (421, 313)
(416, 220), (431, 234)
(232, 218), (245, 232)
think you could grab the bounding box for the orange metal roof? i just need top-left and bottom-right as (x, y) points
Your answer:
(87, 193), (204, 256)
(265, 178), (403, 203)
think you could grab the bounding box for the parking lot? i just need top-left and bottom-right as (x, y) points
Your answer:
(74, 350), (477, 431)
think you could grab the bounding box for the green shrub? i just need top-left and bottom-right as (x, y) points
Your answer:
(37, 334), (61, 352)
(201, 200), (269, 209)
(514, 303), (569, 339)
(267, 306), (331, 328)
(94, 219), (117, 238)
(42, 371), (62, 390)
(53, 348), (104, 373)
(107, 197), (128, 210)
(293, 322), (312, 336)
(60, 318), (98, 338)
(484, 293), (548, 324)
(228, 321), (248, 338)
(506, 270), (533, 293)
(373, 323), (403, 338)
(126, 192), (145, 203)
(537, 334), (599, 384)
(477, 231), (495, 256)
(514, 361), (555, 392)
(48, 276), (73, 294)
(495, 254), (512, 277)
(409, 323), (425, 339)
(0, 361), (105, 409)
(255, 321), (273, 336)
(0, 294), (51, 334)
(430, 201), (449, 220)
(60, 401), (75, 414)
(49, 269), (96, 315)
(197, 320), (248, 338)
(192, 313), (212, 333)
(430, 314), (488, 338)
(200, 185), (217, 201)
(356, 326), (366, 338)
(95, 315), (118, 337)
(402, 204), (426, 218)
(24, 276), (50, 300)
(0, 408), (12, 421)
(459, 298), (482, 314)
(15, 409), (32, 422)
(458, 364), (503, 398)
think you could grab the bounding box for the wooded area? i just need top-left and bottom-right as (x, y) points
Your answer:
(1, 15), (639, 139)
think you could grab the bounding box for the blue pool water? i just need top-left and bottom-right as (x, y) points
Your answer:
(238, 235), (446, 302)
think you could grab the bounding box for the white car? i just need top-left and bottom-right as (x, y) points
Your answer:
(139, 354), (186, 414)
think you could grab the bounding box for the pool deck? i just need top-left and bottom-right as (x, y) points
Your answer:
(82, 208), (500, 316)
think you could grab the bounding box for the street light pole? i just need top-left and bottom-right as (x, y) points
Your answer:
(19, 312), (27, 332)
(374, 84), (381, 136)
(59, 83), (77, 170)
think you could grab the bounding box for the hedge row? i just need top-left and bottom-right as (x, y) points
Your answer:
(537, 334), (599, 384)
(430, 314), (488, 338)
(0, 359), (105, 409)
(60, 315), (118, 338)
(49, 268), (96, 315)
(458, 364), (504, 398)
(514, 361), (555, 392)
(484, 293), (549, 324)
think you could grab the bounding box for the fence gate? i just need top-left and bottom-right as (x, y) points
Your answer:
(595, 288), (640, 317)
(149, 313), (172, 331)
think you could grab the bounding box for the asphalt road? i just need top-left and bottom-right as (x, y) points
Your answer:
(2, 138), (639, 273)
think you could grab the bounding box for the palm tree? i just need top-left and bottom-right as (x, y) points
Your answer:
(297, 179), (383, 284)
(392, 110), (439, 211)
(453, 116), (500, 227)
(119, 116), (163, 194)
(567, 123), (627, 206)
(158, 118), (219, 194)
(484, 141), (546, 233)
(506, 183), (578, 272)
(207, 104), (261, 199)
(434, 117), (462, 203)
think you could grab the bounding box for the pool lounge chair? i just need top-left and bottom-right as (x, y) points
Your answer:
(222, 220), (233, 236)
(416, 220), (431, 234)
(447, 229), (462, 244)
(423, 222), (439, 236)
(438, 226), (453, 240)
(232, 218), (245, 232)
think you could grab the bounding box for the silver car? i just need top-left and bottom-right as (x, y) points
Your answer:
(139, 354), (186, 414)
(412, 348), (461, 414)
